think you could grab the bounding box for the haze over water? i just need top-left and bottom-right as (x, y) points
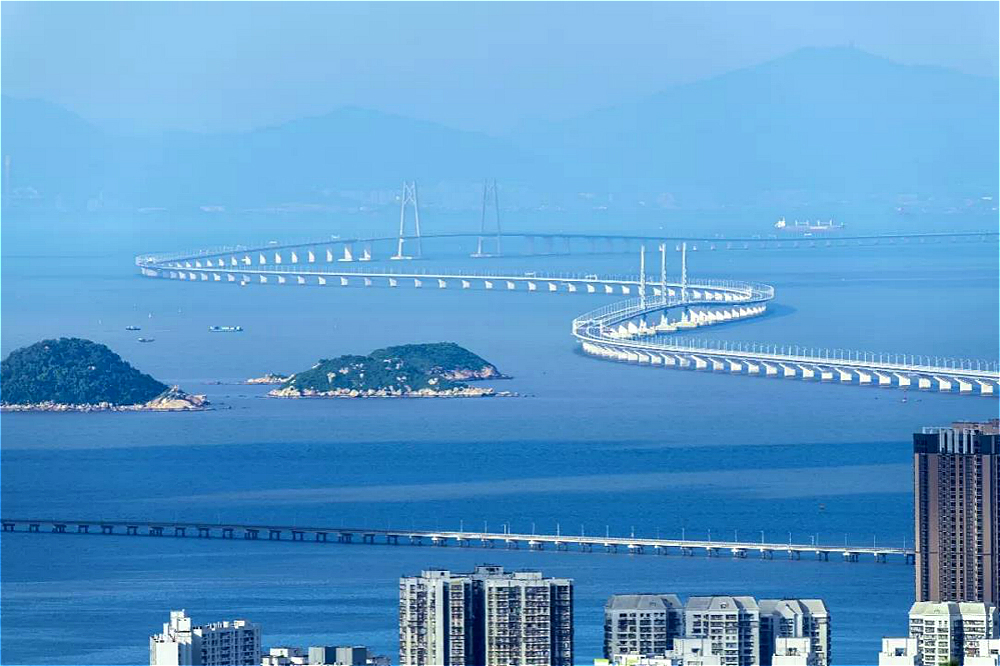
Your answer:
(2, 211), (997, 665)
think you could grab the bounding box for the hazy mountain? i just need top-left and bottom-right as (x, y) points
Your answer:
(514, 46), (998, 202)
(2, 47), (996, 210)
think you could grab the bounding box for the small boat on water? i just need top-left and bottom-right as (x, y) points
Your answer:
(137, 337), (155, 343)
(209, 325), (244, 332)
(125, 325), (141, 331)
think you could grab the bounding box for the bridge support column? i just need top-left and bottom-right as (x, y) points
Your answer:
(173, 527), (186, 537)
(681, 547), (694, 556)
(759, 549), (773, 559)
(816, 551), (828, 561)
(289, 530), (303, 541)
(197, 527), (210, 538)
(605, 544), (618, 554)
(53, 524), (67, 533)
(874, 553), (887, 563)
(338, 533), (353, 543)
(313, 532), (327, 542)
(580, 543), (592, 552)
(843, 552), (859, 563)
(2, 522), (14, 532)
(77, 524), (90, 533)
(244, 529), (259, 540)
(410, 536), (423, 546)
(363, 534), (376, 544)
(482, 539), (494, 548)
(102, 524), (115, 535)
(222, 528), (234, 539)
(787, 550), (801, 560)
(150, 526), (164, 537)
(126, 525), (138, 536)
(388, 535), (399, 545)
(269, 530), (281, 540)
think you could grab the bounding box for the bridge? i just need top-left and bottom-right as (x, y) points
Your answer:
(134, 241), (1000, 396)
(135, 228), (999, 266)
(0, 518), (915, 565)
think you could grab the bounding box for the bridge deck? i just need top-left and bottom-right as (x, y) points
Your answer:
(0, 518), (913, 564)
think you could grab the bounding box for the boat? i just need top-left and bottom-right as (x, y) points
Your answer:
(209, 325), (244, 332)
(774, 217), (844, 234)
(125, 325), (141, 331)
(137, 337), (155, 343)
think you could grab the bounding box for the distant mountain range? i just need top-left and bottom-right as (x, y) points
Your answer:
(3, 47), (996, 210)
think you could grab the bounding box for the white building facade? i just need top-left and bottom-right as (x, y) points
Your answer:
(150, 610), (261, 666)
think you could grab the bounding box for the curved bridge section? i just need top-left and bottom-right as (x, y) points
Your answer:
(572, 289), (999, 396)
(135, 250), (999, 397)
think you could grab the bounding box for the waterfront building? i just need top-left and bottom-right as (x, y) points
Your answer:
(399, 564), (573, 666)
(262, 645), (380, 666)
(771, 638), (819, 666)
(759, 599), (830, 666)
(684, 596), (761, 666)
(880, 602), (999, 666)
(604, 594), (684, 660)
(594, 638), (721, 665)
(602, 595), (829, 666)
(878, 638), (921, 666)
(914, 419), (999, 604)
(150, 610), (261, 666)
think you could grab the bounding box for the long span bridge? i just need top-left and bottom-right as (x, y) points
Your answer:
(0, 518), (914, 565)
(137, 228), (999, 265)
(135, 244), (1000, 396)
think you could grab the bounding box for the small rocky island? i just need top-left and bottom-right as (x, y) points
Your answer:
(267, 342), (511, 399)
(1, 337), (209, 412)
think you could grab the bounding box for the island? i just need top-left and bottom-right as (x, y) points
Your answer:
(267, 342), (512, 398)
(1, 337), (209, 412)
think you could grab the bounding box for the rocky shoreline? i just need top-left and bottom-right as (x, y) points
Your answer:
(1, 386), (211, 413)
(268, 385), (514, 399)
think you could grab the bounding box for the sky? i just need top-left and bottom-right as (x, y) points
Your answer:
(2, 2), (998, 135)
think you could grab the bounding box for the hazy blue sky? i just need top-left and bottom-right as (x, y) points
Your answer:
(2, 2), (997, 134)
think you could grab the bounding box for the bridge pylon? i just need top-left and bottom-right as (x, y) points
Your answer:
(392, 181), (422, 260)
(472, 178), (502, 257)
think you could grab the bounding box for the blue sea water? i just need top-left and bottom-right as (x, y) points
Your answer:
(1, 212), (997, 665)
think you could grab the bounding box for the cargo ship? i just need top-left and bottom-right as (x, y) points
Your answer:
(125, 325), (141, 331)
(774, 217), (844, 234)
(137, 337), (155, 343)
(209, 325), (244, 332)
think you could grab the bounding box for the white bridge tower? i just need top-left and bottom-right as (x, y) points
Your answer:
(392, 181), (422, 260)
(472, 178), (502, 257)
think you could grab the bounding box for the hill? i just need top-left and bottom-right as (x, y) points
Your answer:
(272, 343), (506, 398)
(1, 337), (173, 407)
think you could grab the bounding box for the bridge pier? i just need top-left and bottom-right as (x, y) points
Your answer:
(269, 529), (281, 540)
(222, 528), (234, 539)
(505, 539), (518, 550)
(77, 524), (90, 534)
(605, 543), (618, 554)
(410, 536), (423, 546)
(52, 523), (67, 533)
(628, 544), (644, 555)
(905, 553), (915, 565)
(102, 524), (115, 535)
(759, 549), (773, 559)
(387, 534), (399, 545)
(2, 522), (14, 532)
(787, 550), (801, 560)
(363, 534), (376, 544)
(126, 525), (138, 536)
(815, 551), (828, 561)
(681, 547), (694, 556)
(874, 553), (887, 563)
(244, 529), (259, 540)
(580, 542), (592, 552)
(173, 527), (186, 537)
(338, 532), (353, 544)
(150, 526), (164, 537)
(843, 552), (859, 563)
(529, 540), (544, 551)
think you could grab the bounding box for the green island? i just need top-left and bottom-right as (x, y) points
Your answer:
(267, 342), (511, 398)
(1, 337), (208, 412)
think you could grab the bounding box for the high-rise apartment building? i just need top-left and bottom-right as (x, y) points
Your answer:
(604, 594), (684, 660)
(684, 596), (761, 666)
(914, 419), (999, 604)
(150, 610), (261, 666)
(399, 565), (573, 666)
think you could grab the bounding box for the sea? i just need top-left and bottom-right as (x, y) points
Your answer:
(2, 209), (998, 665)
